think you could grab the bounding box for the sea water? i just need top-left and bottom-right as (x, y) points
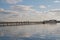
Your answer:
(0, 23), (60, 40)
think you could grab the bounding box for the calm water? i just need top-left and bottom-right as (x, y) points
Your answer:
(0, 23), (60, 40)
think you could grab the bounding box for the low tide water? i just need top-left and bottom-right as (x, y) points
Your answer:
(0, 23), (60, 40)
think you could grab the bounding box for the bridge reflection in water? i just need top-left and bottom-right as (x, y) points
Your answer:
(0, 20), (60, 26)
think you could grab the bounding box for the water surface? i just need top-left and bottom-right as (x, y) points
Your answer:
(0, 23), (60, 40)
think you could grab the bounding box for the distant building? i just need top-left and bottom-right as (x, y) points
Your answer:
(43, 20), (57, 24)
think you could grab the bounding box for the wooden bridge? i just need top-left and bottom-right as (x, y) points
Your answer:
(0, 21), (43, 26)
(0, 20), (60, 26)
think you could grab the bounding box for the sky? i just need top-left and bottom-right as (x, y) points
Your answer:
(0, 0), (60, 21)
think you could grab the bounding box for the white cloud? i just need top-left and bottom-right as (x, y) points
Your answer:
(45, 9), (60, 20)
(11, 5), (41, 15)
(1, 5), (60, 22)
(6, 0), (22, 4)
(10, 5), (44, 21)
(0, 8), (5, 12)
(0, 8), (20, 22)
(11, 5), (33, 12)
(53, 0), (60, 3)
(0, 6), (43, 22)
(49, 9), (60, 11)
(39, 5), (46, 9)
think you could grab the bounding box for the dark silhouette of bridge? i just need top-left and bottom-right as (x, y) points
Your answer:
(0, 21), (43, 26)
(0, 20), (60, 26)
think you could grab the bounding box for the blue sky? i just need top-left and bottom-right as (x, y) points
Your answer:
(0, 0), (60, 21)
(0, 0), (60, 11)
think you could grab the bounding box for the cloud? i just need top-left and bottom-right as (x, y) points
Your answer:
(0, 8), (5, 12)
(6, 0), (22, 4)
(0, 5), (43, 22)
(53, 0), (60, 3)
(11, 5), (33, 12)
(1, 5), (60, 22)
(0, 8), (20, 22)
(39, 5), (47, 9)
(10, 5), (44, 21)
(45, 9), (60, 20)
(49, 9), (60, 11)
